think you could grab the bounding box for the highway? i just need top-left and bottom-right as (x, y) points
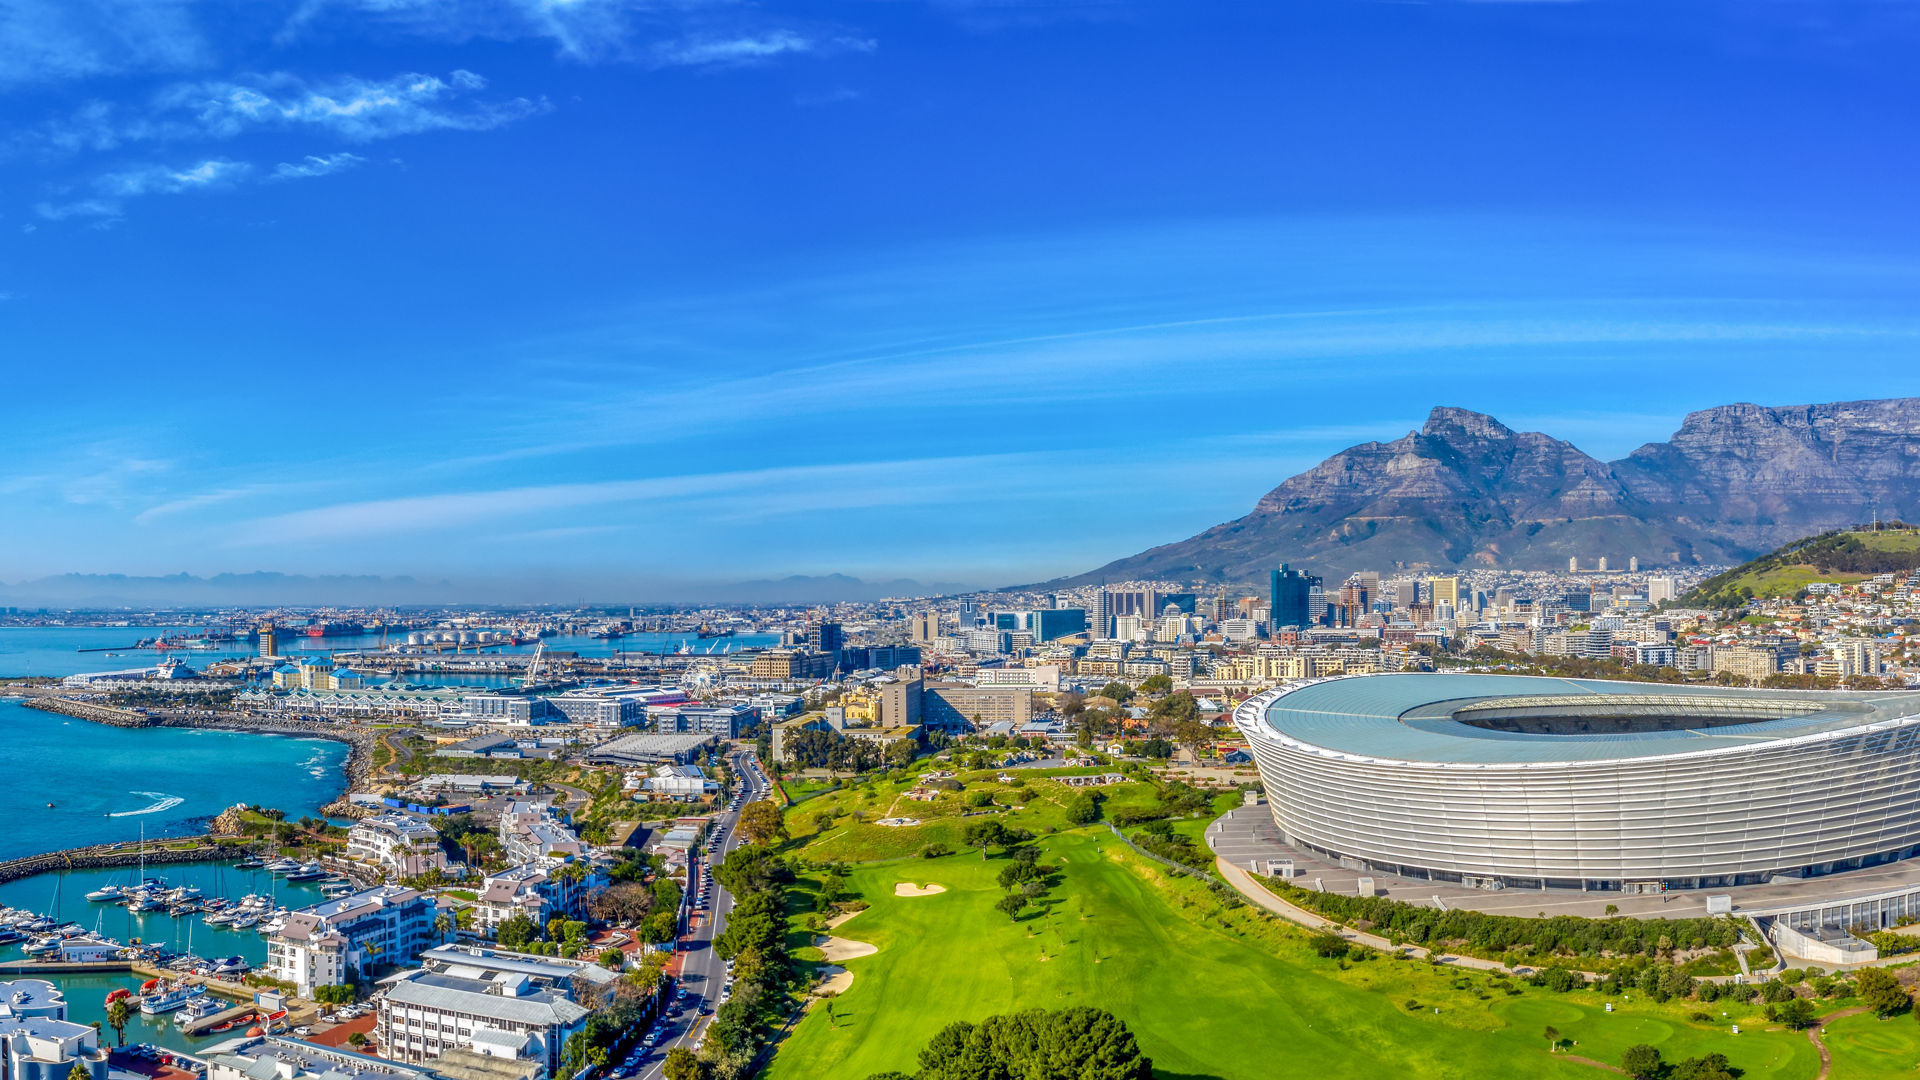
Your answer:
(624, 747), (772, 1080)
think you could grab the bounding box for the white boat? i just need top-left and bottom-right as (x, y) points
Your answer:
(202, 911), (236, 926)
(176, 997), (223, 1026)
(86, 885), (126, 902)
(140, 983), (205, 1015)
(227, 913), (261, 929)
(211, 956), (250, 976)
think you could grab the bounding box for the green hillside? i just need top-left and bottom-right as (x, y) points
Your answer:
(1682, 525), (1920, 608)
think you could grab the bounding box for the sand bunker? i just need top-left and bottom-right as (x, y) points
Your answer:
(816, 966), (854, 995)
(895, 882), (947, 897)
(827, 909), (865, 929)
(819, 936), (879, 962)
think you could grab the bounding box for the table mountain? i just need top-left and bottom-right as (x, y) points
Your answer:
(1053, 397), (1920, 585)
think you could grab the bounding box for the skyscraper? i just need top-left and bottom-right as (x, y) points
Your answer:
(1568, 556), (1578, 573)
(1430, 576), (1460, 607)
(1270, 564), (1313, 631)
(1089, 590), (1114, 639)
(258, 625), (278, 659)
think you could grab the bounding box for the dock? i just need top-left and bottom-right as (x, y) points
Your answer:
(0, 960), (133, 974)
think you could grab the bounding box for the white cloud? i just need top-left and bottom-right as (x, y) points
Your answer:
(271, 151), (367, 180)
(0, 0), (208, 87)
(652, 32), (876, 68)
(228, 455), (1024, 545)
(151, 70), (545, 143)
(95, 157), (250, 196)
(283, 0), (656, 61)
(36, 156), (249, 221)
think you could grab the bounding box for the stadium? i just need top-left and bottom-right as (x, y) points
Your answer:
(1233, 673), (1920, 894)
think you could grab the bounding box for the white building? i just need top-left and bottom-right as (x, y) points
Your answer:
(471, 863), (596, 938)
(347, 815), (451, 881)
(265, 886), (438, 997)
(0, 979), (107, 1080)
(376, 945), (614, 1073)
(204, 1036), (437, 1080)
(636, 764), (718, 800)
(499, 802), (585, 865)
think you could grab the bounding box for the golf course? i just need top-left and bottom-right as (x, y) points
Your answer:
(764, 825), (1851, 1079)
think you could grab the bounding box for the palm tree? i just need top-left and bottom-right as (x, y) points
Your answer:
(106, 998), (131, 1047)
(433, 911), (454, 942)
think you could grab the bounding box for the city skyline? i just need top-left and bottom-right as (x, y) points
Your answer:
(8, 3), (1920, 592)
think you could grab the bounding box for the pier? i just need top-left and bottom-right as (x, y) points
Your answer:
(0, 835), (252, 886)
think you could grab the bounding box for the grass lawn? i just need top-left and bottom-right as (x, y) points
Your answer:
(1823, 1009), (1920, 1079)
(766, 831), (1832, 1080)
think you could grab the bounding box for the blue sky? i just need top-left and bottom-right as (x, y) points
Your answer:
(6, 1), (1920, 597)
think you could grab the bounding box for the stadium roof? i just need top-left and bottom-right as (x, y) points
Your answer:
(1258, 673), (1920, 766)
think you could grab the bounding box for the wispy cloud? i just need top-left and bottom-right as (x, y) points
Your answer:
(227, 455), (1027, 545)
(0, 0), (209, 87)
(271, 151), (367, 180)
(24, 69), (543, 155)
(651, 32), (873, 69)
(36, 156), (249, 221)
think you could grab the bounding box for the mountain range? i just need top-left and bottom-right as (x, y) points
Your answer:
(1053, 397), (1920, 586)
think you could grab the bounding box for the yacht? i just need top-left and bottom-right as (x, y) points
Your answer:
(211, 956), (250, 977)
(86, 884), (127, 903)
(284, 863), (328, 882)
(176, 997), (223, 1026)
(139, 983), (206, 1015)
(234, 857), (266, 870)
(0, 928), (25, 946)
(21, 936), (59, 956)
(264, 858), (301, 874)
(227, 912), (261, 930)
(202, 910), (237, 927)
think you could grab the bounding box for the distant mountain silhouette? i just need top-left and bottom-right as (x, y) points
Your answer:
(1049, 397), (1920, 585)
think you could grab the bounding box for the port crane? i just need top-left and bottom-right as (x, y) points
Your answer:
(520, 641), (545, 690)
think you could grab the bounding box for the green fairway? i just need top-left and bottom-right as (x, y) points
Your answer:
(1824, 1010), (1920, 1079)
(766, 831), (1834, 1080)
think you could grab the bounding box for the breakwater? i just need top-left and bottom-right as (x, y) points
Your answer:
(0, 835), (252, 886)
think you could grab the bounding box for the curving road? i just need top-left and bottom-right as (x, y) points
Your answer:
(618, 748), (771, 1080)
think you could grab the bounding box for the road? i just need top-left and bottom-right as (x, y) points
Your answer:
(624, 748), (772, 1080)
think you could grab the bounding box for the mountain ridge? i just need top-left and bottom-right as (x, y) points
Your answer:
(1045, 397), (1920, 587)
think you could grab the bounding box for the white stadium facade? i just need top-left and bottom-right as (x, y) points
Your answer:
(1233, 673), (1920, 897)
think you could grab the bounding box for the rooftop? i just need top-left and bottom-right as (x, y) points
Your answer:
(1257, 672), (1920, 765)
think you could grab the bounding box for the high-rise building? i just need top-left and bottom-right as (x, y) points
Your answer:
(1646, 577), (1677, 604)
(1629, 556), (1640, 572)
(1028, 608), (1087, 642)
(1109, 588), (1159, 619)
(1598, 556), (1610, 572)
(1089, 590), (1114, 639)
(1568, 556), (1579, 573)
(908, 611), (939, 642)
(258, 626), (279, 659)
(1430, 576), (1460, 607)
(1269, 565), (1313, 631)
(808, 620), (845, 654)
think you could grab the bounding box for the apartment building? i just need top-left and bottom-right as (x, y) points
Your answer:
(345, 814), (450, 881)
(264, 886), (438, 996)
(376, 945), (616, 1073)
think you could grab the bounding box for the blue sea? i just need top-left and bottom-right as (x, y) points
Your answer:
(0, 698), (347, 861)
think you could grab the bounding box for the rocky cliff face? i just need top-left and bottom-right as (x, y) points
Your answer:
(1055, 397), (1920, 585)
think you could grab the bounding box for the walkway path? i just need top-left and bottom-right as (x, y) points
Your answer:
(1214, 856), (1518, 974)
(1808, 1006), (1867, 1080)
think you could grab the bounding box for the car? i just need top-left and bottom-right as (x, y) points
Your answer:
(643, 1035), (658, 1047)
(293, 1027), (312, 1037)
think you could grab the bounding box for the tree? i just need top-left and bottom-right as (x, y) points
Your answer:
(738, 801), (787, 845)
(995, 893), (1026, 921)
(908, 1008), (1152, 1080)
(1775, 997), (1816, 1029)
(105, 998), (131, 1047)
(1138, 674), (1173, 695)
(600, 947), (626, 970)
(347, 1032), (368, 1048)
(1621, 1044), (1662, 1080)
(1063, 792), (1101, 825)
(1543, 1025), (1559, 1053)
(497, 912), (538, 950)
(590, 882), (657, 925)
(963, 819), (1016, 859)
(662, 1048), (704, 1080)
(1098, 682), (1134, 704)
(68, 1064), (89, 1080)
(1856, 966), (1909, 1017)
(1669, 1053), (1737, 1080)
(1307, 930), (1348, 958)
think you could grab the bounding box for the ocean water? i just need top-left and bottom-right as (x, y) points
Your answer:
(0, 699), (347, 860)
(0, 625), (779, 680)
